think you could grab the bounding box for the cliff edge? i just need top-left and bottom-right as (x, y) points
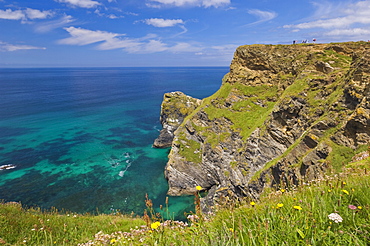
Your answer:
(157, 42), (370, 209)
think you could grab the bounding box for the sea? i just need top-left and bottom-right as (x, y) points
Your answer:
(0, 67), (228, 220)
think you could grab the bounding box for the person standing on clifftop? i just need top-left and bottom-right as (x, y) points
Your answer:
(313, 38), (316, 43)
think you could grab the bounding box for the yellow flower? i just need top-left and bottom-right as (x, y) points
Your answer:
(293, 206), (302, 210)
(328, 189), (332, 192)
(196, 186), (202, 191)
(229, 228), (234, 233)
(250, 201), (256, 206)
(151, 221), (161, 230)
(358, 206), (362, 210)
(110, 238), (117, 244)
(342, 189), (349, 195)
(277, 203), (284, 208)
(343, 182), (346, 185)
(281, 189), (286, 193)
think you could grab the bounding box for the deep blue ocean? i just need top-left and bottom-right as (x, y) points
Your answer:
(0, 67), (227, 219)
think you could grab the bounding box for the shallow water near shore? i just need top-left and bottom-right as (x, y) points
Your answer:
(0, 67), (227, 219)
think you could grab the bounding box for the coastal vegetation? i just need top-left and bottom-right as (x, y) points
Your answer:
(0, 155), (369, 245)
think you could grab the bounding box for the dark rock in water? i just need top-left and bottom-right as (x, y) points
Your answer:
(153, 91), (201, 148)
(156, 42), (370, 211)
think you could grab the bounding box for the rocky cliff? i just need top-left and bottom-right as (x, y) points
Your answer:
(157, 42), (370, 209)
(153, 91), (201, 148)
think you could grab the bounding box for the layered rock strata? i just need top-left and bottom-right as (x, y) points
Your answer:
(156, 42), (370, 209)
(153, 91), (201, 148)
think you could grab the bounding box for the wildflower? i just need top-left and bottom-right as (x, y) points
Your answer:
(277, 203), (284, 208)
(187, 214), (199, 222)
(229, 228), (234, 233)
(150, 221), (161, 230)
(293, 206), (302, 210)
(348, 205), (357, 210)
(280, 189), (286, 193)
(328, 213), (343, 223)
(196, 186), (202, 191)
(358, 206), (362, 210)
(250, 201), (256, 206)
(110, 238), (117, 244)
(342, 189), (349, 195)
(328, 189), (332, 192)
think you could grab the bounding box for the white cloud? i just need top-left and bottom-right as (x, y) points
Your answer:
(144, 18), (184, 27)
(211, 44), (239, 52)
(58, 26), (202, 54)
(0, 41), (46, 52)
(283, 0), (370, 39)
(325, 28), (370, 37)
(147, 0), (230, 8)
(56, 0), (101, 8)
(94, 9), (124, 19)
(35, 15), (75, 33)
(58, 26), (124, 46)
(0, 9), (25, 20)
(140, 40), (168, 53)
(25, 8), (54, 19)
(195, 44), (236, 62)
(0, 8), (53, 20)
(168, 42), (202, 53)
(247, 9), (277, 24)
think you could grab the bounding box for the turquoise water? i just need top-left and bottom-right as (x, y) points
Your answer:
(0, 67), (227, 219)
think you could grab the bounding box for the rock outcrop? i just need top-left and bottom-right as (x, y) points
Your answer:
(153, 91), (201, 148)
(156, 42), (370, 210)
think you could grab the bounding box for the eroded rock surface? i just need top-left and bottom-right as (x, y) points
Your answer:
(157, 42), (370, 210)
(153, 91), (201, 148)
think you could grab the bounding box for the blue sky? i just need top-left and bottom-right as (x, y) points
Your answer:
(1, 0), (370, 67)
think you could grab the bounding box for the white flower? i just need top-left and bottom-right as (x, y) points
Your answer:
(328, 213), (343, 223)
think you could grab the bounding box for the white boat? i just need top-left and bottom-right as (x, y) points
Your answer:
(0, 164), (16, 170)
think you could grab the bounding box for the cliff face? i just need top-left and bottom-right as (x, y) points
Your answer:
(153, 91), (201, 148)
(159, 42), (370, 208)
